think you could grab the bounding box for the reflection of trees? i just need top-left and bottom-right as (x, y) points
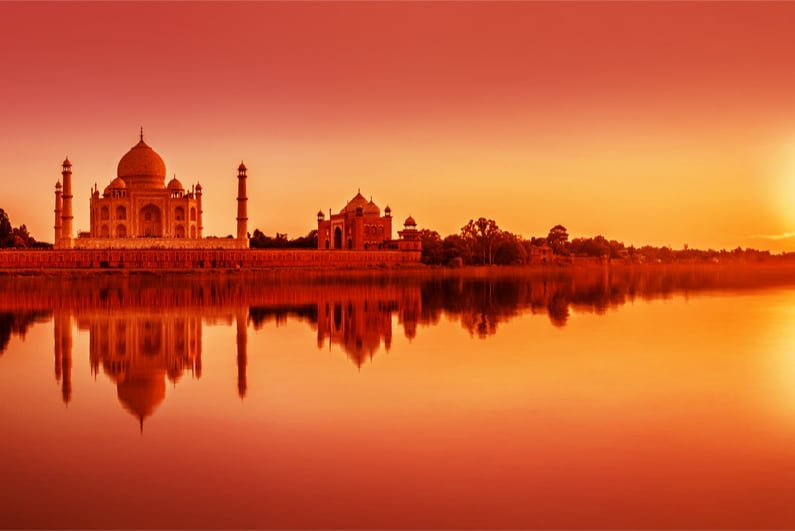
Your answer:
(2, 265), (795, 352)
(0, 310), (51, 354)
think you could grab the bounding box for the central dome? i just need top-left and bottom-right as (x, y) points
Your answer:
(117, 138), (166, 189)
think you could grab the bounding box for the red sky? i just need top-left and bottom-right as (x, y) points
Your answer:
(3, 1), (795, 251)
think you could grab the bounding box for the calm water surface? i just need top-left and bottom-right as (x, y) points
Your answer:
(2, 267), (795, 529)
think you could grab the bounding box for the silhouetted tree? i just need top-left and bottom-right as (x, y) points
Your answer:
(419, 229), (444, 265)
(0, 208), (48, 248)
(442, 234), (470, 265)
(0, 209), (11, 247)
(547, 224), (569, 255)
(461, 217), (501, 264)
(493, 232), (527, 265)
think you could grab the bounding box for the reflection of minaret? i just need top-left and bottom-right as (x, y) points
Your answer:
(236, 309), (248, 398)
(54, 311), (73, 404)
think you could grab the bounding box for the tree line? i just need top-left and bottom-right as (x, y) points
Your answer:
(418, 218), (774, 266)
(0, 209), (50, 249)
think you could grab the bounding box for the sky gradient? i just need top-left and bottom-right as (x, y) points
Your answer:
(3, 1), (795, 251)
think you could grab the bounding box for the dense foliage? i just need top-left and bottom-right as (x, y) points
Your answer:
(249, 229), (318, 249)
(417, 218), (773, 267)
(0, 208), (50, 248)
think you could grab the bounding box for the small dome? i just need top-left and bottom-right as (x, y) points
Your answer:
(317, 209), (325, 218)
(238, 162), (247, 172)
(167, 176), (183, 190)
(404, 215), (416, 227)
(108, 177), (127, 189)
(55, 181), (62, 189)
(384, 205), (391, 212)
(195, 182), (203, 191)
(62, 157), (71, 168)
(117, 137), (166, 189)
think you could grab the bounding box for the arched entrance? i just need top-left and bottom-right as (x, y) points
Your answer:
(138, 204), (162, 237)
(333, 227), (342, 249)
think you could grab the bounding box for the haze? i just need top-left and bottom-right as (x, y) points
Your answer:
(2, 2), (795, 251)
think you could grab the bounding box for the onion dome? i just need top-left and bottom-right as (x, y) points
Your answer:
(117, 136), (166, 189)
(55, 181), (62, 189)
(103, 177), (127, 196)
(238, 162), (247, 172)
(167, 176), (184, 190)
(404, 215), (416, 227)
(317, 209), (325, 220)
(195, 182), (203, 191)
(341, 191), (369, 214)
(62, 157), (72, 169)
(363, 198), (380, 216)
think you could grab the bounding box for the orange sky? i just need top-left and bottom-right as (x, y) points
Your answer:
(3, 1), (795, 251)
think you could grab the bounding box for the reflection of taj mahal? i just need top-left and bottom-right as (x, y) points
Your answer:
(53, 308), (250, 431)
(53, 130), (249, 250)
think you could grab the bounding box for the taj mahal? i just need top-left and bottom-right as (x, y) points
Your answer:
(48, 131), (421, 260)
(53, 130), (250, 250)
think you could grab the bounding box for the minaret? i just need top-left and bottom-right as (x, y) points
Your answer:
(236, 162), (248, 246)
(196, 182), (203, 238)
(60, 157), (74, 248)
(53, 181), (63, 248)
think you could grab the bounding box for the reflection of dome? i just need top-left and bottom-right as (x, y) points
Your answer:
(167, 176), (183, 190)
(117, 373), (166, 431)
(117, 138), (166, 189)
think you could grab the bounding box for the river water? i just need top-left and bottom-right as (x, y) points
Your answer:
(1, 266), (795, 529)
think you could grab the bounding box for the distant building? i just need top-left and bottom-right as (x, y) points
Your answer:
(317, 191), (421, 253)
(53, 131), (248, 249)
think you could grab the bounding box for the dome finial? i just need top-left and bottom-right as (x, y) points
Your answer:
(140, 127), (144, 142)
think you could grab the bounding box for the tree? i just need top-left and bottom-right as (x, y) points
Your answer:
(461, 217), (501, 265)
(493, 232), (528, 265)
(419, 229), (444, 265)
(547, 224), (569, 255)
(0, 209), (11, 247)
(442, 234), (470, 265)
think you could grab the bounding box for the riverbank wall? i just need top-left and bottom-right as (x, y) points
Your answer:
(0, 248), (421, 270)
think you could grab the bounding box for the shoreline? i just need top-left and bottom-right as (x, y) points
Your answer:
(3, 260), (795, 278)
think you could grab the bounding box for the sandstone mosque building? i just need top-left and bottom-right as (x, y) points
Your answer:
(53, 130), (249, 250)
(39, 131), (421, 266)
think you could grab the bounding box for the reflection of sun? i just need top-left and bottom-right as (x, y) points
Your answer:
(764, 297), (795, 420)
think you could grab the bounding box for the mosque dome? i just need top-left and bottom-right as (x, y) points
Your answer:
(167, 176), (183, 190)
(364, 199), (380, 216)
(341, 191), (369, 214)
(117, 137), (166, 189)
